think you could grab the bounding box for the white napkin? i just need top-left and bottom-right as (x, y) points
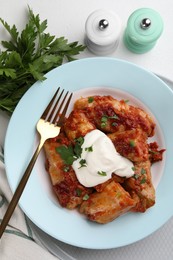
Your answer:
(0, 148), (58, 260)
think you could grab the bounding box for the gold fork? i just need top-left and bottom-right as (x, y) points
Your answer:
(0, 87), (73, 238)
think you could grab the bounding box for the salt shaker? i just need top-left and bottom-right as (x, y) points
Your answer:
(124, 8), (164, 54)
(85, 9), (121, 55)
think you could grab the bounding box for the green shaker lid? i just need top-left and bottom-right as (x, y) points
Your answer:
(124, 8), (164, 53)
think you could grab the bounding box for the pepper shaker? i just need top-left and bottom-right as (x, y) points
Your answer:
(85, 9), (122, 55)
(124, 8), (164, 54)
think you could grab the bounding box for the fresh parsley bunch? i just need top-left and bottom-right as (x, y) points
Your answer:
(0, 7), (85, 113)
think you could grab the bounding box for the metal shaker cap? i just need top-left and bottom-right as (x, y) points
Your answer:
(85, 9), (121, 55)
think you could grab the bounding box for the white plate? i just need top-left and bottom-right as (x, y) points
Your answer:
(4, 57), (173, 249)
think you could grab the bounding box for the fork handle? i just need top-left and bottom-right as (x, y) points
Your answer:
(0, 138), (45, 238)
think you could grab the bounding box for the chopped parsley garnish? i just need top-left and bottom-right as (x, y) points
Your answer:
(74, 137), (84, 158)
(74, 136), (84, 146)
(140, 178), (146, 184)
(112, 122), (118, 127)
(101, 116), (108, 127)
(109, 115), (119, 120)
(100, 114), (119, 128)
(56, 136), (84, 165)
(78, 159), (87, 168)
(132, 167), (147, 181)
(63, 165), (70, 172)
(141, 168), (146, 175)
(56, 145), (76, 165)
(88, 97), (94, 103)
(116, 191), (122, 198)
(76, 188), (82, 197)
(85, 146), (93, 152)
(83, 194), (90, 201)
(129, 140), (136, 147)
(133, 174), (139, 180)
(98, 171), (107, 176)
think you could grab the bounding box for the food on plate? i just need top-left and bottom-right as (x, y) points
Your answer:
(108, 129), (149, 162)
(44, 133), (92, 209)
(74, 95), (155, 136)
(44, 95), (165, 224)
(72, 129), (134, 188)
(80, 181), (136, 224)
(124, 160), (155, 212)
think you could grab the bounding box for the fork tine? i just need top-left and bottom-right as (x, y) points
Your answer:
(41, 87), (60, 120)
(53, 92), (73, 126)
(51, 91), (69, 123)
(46, 89), (64, 122)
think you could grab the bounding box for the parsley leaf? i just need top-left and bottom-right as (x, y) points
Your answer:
(78, 159), (87, 168)
(101, 116), (108, 127)
(0, 7), (85, 113)
(129, 140), (136, 147)
(98, 171), (107, 176)
(100, 114), (119, 128)
(76, 188), (82, 197)
(141, 168), (146, 175)
(74, 137), (84, 158)
(83, 194), (89, 201)
(88, 96), (94, 103)
(56, 136), (84, 165)
(85, 146), (93, 152)
(140, 178), (146, 184)
(56, 145), (76, 165)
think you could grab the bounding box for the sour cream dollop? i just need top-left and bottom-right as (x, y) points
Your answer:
(72, 129), (134, 187)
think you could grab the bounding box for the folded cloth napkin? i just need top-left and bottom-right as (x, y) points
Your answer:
(0, 147), (58, 260)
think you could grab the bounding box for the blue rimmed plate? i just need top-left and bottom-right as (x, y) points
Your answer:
(4, 57), (173, 249)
